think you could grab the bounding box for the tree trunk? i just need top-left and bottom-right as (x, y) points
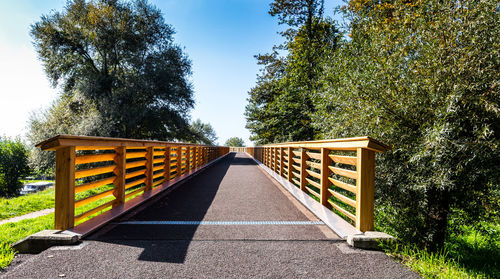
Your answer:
(424, 187), (451, 252)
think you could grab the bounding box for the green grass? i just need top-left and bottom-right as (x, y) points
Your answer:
(0, 214), (54, 270)
(381, 222), (500, 279)
(0, 187), (55, 220)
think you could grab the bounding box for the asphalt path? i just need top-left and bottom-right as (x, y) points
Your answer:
(2, 153), (419, 278)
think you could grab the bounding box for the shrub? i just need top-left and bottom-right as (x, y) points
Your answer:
(0, 137), (30, 197)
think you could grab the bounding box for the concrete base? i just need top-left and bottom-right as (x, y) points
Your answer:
(12, 230), (81, 254)
(347, 231), (396, 250)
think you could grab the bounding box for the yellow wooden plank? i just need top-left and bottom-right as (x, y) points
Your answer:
(328, 200), (356, 221)
(75, 188), (115, 208)
(328, 177), (356, 194)
(328, 189), (356, 207)
(328, 166), (357, 180)
(306, 169), (321, 179)
(329, 154), (357, 166)
(75, 176), (115, 194)
(75, 165), (115, 179)
(75, 153), (115, 165)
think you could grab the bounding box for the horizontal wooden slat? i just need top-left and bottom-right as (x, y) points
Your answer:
(328, 166), (357, 180)
(305, 161), (321, 169)
(74, 200), (116, 223)
(75, 165), (115, 179)
(153, 178), (165, 187)
(125, 186), (145, 199)
(125, 169), (146, 179)
(76, 146), (115, 151)
(75, 153), (115, 165)
(75, 188), (115, 208)
(153, 165), (164, 172)
(329, 155), (357, 166)
(153, 151), (165, 156)
(153, 171), (164, 179)
(305, 177), (321, 189)
(291, 164), (301, 171)
(126, 160), (147, 169)
(328, 200), (356, 221)
(305, 186), (320, 198)
(328, 177), (356, 193)
(125, 177), (146, 189)
(306, 151), (321, 160)
(75, 176), (115, 194)
(283, 155), (289, 162)
(292, 177), (301, 186)
(328, 189), (356, 207)
(306, 169), (321, 179)
(293, 158), (302, 164)
(292, 170), (301, 179)
(153, 158), (164, 164)
(126, 151), (147, 159)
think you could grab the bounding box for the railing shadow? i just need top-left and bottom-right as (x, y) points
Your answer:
(86, 153), (236, 263)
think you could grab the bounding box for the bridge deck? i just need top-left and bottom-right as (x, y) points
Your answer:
(3, 153), (418, 278)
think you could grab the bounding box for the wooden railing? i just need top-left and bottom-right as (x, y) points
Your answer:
(229, 147), (246, 152)
(245, 137), (389, 232)
(36, 135), (229, 231)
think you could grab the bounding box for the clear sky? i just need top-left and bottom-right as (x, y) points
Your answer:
(0, 0), (342, 146)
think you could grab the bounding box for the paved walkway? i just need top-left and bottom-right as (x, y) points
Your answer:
(2, 153), (419, 278)
(0, 208), (54, 226)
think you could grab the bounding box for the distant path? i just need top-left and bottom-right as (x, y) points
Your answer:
(0, 208), (54, 225)
(2, 153), (419, 278)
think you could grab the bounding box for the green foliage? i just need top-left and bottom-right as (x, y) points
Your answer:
(313, 0), (500, 250)
(0, 187), (55, 220)
(224, 137), (245, 147)
(0, 214), (53, 270)
(189, 119), (218, 145)
(0, 138), (30, 197)
(245, 0), (340, 144)
(30, 0), (195, 140)
(381, 220), (499, 278)
(0, 242), (15, 270)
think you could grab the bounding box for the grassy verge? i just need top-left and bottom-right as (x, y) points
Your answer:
(382, 222), (499, 279)
(0, 187), (55, 220)
(0, 214), (53, 270)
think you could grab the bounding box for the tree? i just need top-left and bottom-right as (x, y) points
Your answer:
(30, 0), (194, 140)
(189, 119), (218, 145)
(0, 137), (30, 197)
(245, 0), (339, 144)
(224, 137), (245, 147)
(313, 0), (500, 250)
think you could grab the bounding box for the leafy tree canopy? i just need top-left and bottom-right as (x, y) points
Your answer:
(31, 0), (194, 140)
(189, 119), (218, 145)
(245, 0), (339, 145)
(312, 0), (500, 250)
(0, 137), (30, 197)
(224, 137), (245, 147)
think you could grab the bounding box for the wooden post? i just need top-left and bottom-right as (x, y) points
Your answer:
(145, 147), (154, 191)
(320, 148), (332, 207)
(287, 147), (293, 182)
(176, 146), (182, 177)
(54, 146), (75, 230)
(356, 148), (375, 232)
(300, 148), (307, 192)
(187, 147), (192, 172)
(279, 147), (284, 177)
(113, 147), (126, 206)
(164, 147), (171, 181)
(194, 147), (198, 168)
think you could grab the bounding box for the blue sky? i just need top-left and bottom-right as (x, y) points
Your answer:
(0, 0), (343, 146)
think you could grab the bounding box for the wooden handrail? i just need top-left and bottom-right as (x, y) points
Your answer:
(37, 135), (229, 231)
(243, 137), (389, 232)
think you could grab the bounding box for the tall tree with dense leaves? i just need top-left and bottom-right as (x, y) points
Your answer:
(313, 0), (500, 251)
(224, 137), (245, 147)
(189, 119), (218, 145)
(245, 0), (339, 144)
(31, 0), (194, 140)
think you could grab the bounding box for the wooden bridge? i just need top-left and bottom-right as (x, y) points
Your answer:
(5, 135), (419, 278)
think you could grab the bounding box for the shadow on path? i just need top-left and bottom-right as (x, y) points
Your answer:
(86, 153), (238, 263)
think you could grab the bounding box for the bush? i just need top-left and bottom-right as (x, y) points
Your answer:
(0, 138), (30, 197)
